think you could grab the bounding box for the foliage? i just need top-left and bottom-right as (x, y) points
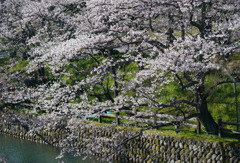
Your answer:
(0, 0), (240, 160)
(12, 60), (29, 72)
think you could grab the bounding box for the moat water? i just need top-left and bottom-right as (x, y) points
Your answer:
(0, 134), (105, 163)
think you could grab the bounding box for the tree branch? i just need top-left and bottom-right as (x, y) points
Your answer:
(207, 79), (239, 95)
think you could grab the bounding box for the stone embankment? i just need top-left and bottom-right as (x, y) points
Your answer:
(0, 115), (240, 163)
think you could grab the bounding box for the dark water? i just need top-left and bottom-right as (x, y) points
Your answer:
(0, 134), (105, 163)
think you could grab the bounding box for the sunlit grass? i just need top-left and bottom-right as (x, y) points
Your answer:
(90, 117), (240, 145)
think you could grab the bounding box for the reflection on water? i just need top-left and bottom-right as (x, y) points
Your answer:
(0, 134), (106, 163)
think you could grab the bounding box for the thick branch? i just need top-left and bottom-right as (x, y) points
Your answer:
(207, 80), (239, 95)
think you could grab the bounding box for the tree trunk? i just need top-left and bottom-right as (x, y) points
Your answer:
(198, 96), (219, 135)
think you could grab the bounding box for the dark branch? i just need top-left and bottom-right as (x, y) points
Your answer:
(207, 80), (239, 95)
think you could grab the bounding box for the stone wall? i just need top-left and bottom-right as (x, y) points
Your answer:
(0, 120), (240, 163)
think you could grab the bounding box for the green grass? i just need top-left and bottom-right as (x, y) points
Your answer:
(12, 59), (29, 72)
(88, 116), (240, 145)
(2, 53), (240, 145)
(101, 117), (116, 123)
(90, 119), (240, 145)
(156, 126), (240, 145)
(92, 116), (116, 124)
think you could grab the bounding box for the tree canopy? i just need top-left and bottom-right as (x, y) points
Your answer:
(0, 0), (240, 159)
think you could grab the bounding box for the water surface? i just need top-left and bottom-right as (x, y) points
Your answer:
(0, 134), (105, 163)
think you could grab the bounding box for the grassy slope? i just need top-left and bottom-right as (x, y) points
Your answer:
(92, 121), (240, 145)
(1, 53), (239, 143)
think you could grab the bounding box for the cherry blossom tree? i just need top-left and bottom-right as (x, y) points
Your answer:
(0, 0), (85, 59)
(0, 0), (240, 159)
(73, 0), (240, 135)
